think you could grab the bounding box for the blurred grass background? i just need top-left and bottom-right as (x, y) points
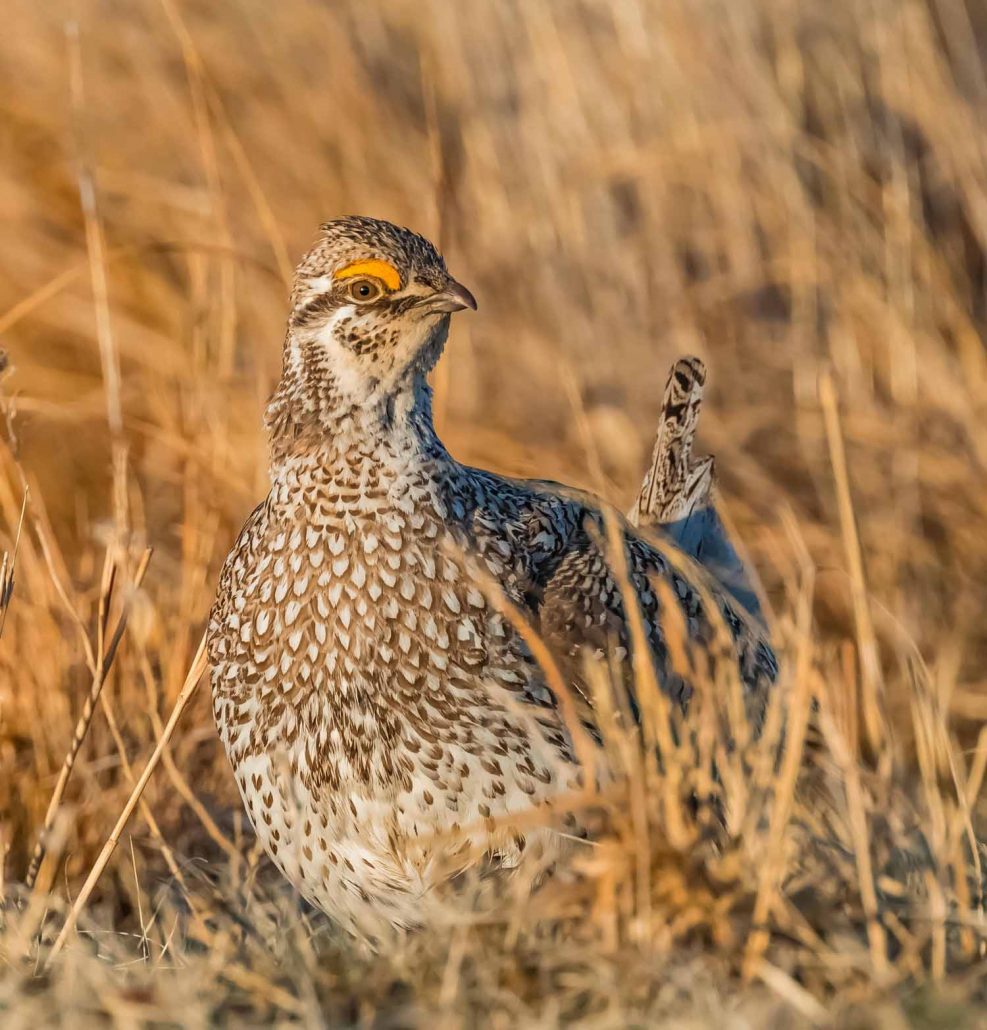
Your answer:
(2, 0), (987, 1022)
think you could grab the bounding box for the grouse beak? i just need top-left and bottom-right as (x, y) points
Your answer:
(428, 278), (478, 313)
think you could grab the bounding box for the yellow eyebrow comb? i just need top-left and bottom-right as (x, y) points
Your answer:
(334, 259), (402, 292)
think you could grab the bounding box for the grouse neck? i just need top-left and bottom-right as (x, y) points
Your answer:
(266, 357), (450, 491)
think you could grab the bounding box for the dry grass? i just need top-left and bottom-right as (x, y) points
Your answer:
(2, 0), (987, 1023)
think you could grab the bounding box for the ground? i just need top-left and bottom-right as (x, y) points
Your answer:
(1, 0), (987, 1024)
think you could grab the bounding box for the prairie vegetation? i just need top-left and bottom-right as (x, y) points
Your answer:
(2, 0), (987, 1023)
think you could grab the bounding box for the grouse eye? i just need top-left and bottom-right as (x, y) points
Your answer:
(348, 278), (383, 303)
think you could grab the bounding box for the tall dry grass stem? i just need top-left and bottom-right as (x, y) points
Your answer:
(45, 630), (208, 966)
(25, 547), (153, 891)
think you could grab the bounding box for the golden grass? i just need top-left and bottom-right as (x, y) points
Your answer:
(2, 0), (987, 1022)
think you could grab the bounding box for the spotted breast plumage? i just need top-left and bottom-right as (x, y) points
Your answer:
(208, 216), (775, 938)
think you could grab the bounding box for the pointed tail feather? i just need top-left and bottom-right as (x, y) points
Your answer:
(632, 356), (765, 623)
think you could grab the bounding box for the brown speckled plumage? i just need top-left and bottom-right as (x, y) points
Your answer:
(208, 216), (774, 938)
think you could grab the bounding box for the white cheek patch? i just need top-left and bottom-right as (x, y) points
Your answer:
(312, 306), (355, 343)
(310, 306), (356, 356)
(308, 305), (357, 341)
(301, 296), (446, 402)
(329, 304), (357, 324)
(311, 307), (373, 400)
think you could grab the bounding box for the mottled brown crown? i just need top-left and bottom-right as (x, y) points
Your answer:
(291, 216), (450, 308)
